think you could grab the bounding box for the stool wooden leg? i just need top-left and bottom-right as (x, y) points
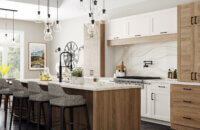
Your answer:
(19, 98), (23, 130)
(41, 103), (47, 129)
(60, 107), (65, 130)
(4, 95), (9, 128)
(37, 102), (41, 130)
(0, 94), (2, 108)
(70, 108), (73, 130)
(9, 97), (15, 130)
(84, 105), (90, 130)
(47, 104), (52, 130)
(27, 101), (31, 130)
(32, 102), (35, 121)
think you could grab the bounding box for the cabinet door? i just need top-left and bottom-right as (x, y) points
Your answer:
(151, 8), (177, 35)
(107, 19), (129, 40)
(151, 84), (170, 122)
(141, 84), (151, 118)
(178, 3), (195, 82)
(194, 2), (200, 81)
(129, 14), (150, 37)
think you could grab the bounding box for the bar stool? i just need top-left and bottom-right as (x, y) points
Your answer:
(0, 78), (14, 128)
(9, 80), (31, 130)
(26, 81), (51, 130)
(47, 83), (90, 130)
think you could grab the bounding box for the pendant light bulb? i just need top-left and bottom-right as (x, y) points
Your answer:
(94, 0), (97, 9)
(36, 11), (42, 23)
(36, 0), (42, 23)
(87, 19), (96, 37)
(101, 9), (109, 23)
(44, 28), (53, 41)
(80, 0), (83, 7)
(54, 20), (61, 32)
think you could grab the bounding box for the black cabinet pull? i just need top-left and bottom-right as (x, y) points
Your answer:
(195, 16), (197, 24)
(183, 117), (192, 120)
(191, 16), (194, 25)
(135, 35), (141, 37)
(158, 86), (165, 88)
(195, 72), (197, 80)
(160, 32), (167, 34)
(191, 72), (194, 80)
(183, 100), (192, 103)
(183, 88), (192, 91)
(151, 93), (154, 100)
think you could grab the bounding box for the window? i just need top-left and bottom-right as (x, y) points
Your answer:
(0, 31), (24, 79)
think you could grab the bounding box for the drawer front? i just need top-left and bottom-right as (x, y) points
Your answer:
(171, 124), (200, 130)
(171, 108), (200, 128)
(171, 84), (200, 109)
(152, 83), (170, 92)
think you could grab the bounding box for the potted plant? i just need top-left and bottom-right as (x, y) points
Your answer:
(70, 68), (84, 84)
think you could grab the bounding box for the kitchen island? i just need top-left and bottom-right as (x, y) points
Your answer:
(19, 79), (141, 130)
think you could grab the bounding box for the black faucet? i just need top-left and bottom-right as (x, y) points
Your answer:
(59, 51), (73, 82)
(143, 61), (153, 68)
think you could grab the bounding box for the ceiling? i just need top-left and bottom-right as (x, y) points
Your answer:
(7, 0), (64, 7)
(0, 0), (198, 22)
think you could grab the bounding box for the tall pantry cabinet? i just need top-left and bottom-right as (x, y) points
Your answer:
(178, 1), (200, 82)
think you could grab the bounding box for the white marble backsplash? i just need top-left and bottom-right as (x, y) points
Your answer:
(114, 42), (177, 79)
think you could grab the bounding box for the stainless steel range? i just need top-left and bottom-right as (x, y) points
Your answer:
(114, 76), (161, 85)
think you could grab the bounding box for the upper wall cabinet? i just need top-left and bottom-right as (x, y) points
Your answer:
(151, 8), (177, 35)
(107, 7), (177, 41)
(107, 18), (129, 40)
(129, 14), (151, 37)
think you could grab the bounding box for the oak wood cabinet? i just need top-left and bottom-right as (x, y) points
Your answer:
(84, 22), (105, 77)
(171, 84), (200, 129)
(178, 1), (200, 82)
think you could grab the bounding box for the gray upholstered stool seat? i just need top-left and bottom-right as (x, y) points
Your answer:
(0, 88), (13, 95)
(50, 96), (86, 107)
(13, 90), (29, 98)
(29, 92), (50, 102)
(47, 83), (90, 130)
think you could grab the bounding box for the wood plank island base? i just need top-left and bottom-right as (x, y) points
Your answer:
(16, 79), (141, 130)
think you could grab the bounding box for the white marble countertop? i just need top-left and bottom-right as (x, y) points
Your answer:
(20, 79), (141, 91)
(144, 79), (200, 86)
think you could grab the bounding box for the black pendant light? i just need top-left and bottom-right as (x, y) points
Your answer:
(36, 0), (42, 23)
(53, 0), (61, 32)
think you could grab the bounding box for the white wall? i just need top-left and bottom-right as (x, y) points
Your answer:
(0, 19), (47, 79)
(49, 16), (88, 75)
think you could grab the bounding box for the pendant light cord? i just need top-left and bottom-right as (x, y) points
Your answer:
(38, 0), (40, 12)
(47, 0), (50, 18)
(13, 11), (15, 41)
(57, 0), (58, 20)
(103, 0), (105, 9)
(5, 11), (7, 36)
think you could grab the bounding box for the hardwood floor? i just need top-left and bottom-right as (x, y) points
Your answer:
(0, 109), (170, 130)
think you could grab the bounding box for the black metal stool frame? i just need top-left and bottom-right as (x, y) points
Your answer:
(27, 100), (49, 130)
(48, 104), (90, 130)
(9, 96), (29, 130)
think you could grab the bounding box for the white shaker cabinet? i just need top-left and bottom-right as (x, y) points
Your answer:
(151, 8), (177, 35)
(141, 82), (170, 122)
(129, 14), (151, 37)
(107, 18), (129, 40)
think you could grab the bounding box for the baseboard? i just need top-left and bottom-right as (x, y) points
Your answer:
(141, 117), (171, 126)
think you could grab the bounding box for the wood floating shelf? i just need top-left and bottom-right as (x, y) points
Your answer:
(107, 33), (177, 46)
